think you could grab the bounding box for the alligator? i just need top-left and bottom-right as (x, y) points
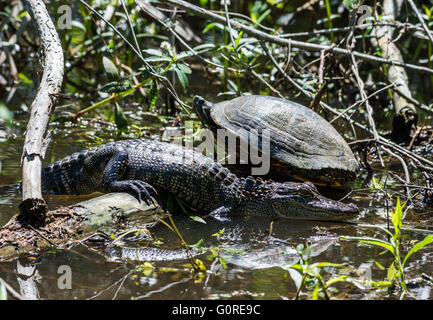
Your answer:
(41, 139), (359, 221)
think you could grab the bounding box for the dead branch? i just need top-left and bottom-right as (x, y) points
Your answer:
(163, 0), (433, 75)
(20, 0), (64, 222)
(370, 0), (417, 142)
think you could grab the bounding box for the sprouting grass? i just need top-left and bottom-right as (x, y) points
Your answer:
(324, 0), (334, 43)
(341, 197), (433, 299)
(284, 243), (348, 300)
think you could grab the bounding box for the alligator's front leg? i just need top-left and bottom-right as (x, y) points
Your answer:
(85, 146), (157, 204)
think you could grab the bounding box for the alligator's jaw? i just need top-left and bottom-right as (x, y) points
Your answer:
(270, 195), (359, 221)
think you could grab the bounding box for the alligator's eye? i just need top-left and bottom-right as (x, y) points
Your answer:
(301, 182), (318, 193)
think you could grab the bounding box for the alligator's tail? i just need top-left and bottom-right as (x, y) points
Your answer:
(41, 148), (95, 195)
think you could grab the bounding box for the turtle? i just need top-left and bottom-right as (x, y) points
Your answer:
(192, 95), (359, 187)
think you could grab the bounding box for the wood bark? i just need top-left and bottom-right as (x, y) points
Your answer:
(370, 0), (418, 142)
(20, 0), (64, 222)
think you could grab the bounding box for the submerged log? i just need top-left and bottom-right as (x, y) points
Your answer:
(0, 193), (165, 262)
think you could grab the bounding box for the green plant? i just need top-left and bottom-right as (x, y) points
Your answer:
(284, 243), (347, 300)
(341, 197), (433, 298)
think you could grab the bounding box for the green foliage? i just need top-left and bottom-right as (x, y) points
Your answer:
(284, 243), (345, 300)
(341, 197), (433, 296)
(343, 0), (361, 11)
(0, 103), (13, 124)
(114, 102), (128, 134)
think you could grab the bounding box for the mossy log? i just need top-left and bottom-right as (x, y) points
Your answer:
(0, 193), (165, 262)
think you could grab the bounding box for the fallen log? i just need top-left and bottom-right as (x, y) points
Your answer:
(0, 193), (165, 262)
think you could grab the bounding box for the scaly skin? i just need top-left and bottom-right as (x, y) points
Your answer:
(41, 139), (358, 221)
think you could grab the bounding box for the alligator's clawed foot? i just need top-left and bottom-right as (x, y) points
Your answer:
(109, 180), (158, 205)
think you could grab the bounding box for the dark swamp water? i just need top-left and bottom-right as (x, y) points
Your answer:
(1, 98), (433, 301)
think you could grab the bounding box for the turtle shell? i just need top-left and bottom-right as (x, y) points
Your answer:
(210, 95), (358, 185)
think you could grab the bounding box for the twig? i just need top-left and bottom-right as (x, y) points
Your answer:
(381, 146), (411, 200)
(406, 0), (433, 45)
(120, 0), (142, 57)
(0, 277), (23, 300)
(164, 0), (433, 75)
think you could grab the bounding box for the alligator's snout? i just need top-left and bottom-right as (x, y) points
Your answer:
(270, 181), (359, 221)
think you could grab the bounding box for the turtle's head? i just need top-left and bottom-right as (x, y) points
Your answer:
(193, 96), (217, 129)
(268, 181), (359, 221)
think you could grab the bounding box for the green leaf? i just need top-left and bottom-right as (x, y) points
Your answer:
(218, 256), (227, 269)
(191, 239), (204, 248)
(402, 235), (433, 267)
(343, 0), (360, 10)
(341, 236), (395, 255)
(374, 260), (386, 270)
(257, 8), (271, 24)
(392, 197), (403, 241)
(311, 284), (320, 300)
(286, 269), (303, 290)
(235, 31), (243, 49)
(17, 10), (28, 19)
(114, 103), (128, 134)
(0, 103), (13, 123)
(102, 56), (120, 82)
(202, 22), (225, 33)
(311, 262), (342, 268)
(325, 275), (348, 287)
(18, 73), (33, 85)
(148, 80), (158, 111)
(387, 262), (397, 281)
(189, 215), (207, 224)
(424, 5), (431, 18)
(174, 66), (189, 93)
(99, 81), (127, 94)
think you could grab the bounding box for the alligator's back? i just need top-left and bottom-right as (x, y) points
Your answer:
(42, 139), (236, 212)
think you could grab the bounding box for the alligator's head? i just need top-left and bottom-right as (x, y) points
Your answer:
(266, 181), (359, 221)
(192, 96), (218, 130)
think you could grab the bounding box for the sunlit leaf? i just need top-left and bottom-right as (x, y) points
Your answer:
(387, 262), (397, 281)
(148, 80), (158, 111)
(325, 275), (348, 287)
(18, 73), (33, 85)
(402, 235), (433, 267)
(189, 215), (207, 224)
(341, 236), (395, 255)
(392, 197), (403, 241)
(195, 259), (207, 272)
(218, 256), (227, 269)
(174, 66), (189, 93)
(374, 260), (385, 270)
(102, 56), (120, 82)
(286, 268), (303, 290)
(312, 284), (320, 300)
(235, 31), (243, 49)
(0, 103), (13, 123)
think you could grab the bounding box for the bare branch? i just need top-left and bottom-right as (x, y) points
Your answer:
(20, 0), (64, 222)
